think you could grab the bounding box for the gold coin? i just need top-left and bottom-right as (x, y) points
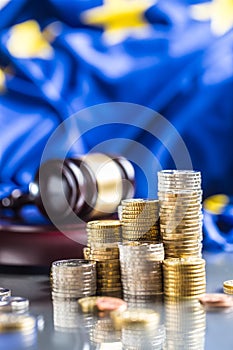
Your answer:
(78, 296), (101, 313)
(110, 308), (160, 331)
(223, 280), (233, 289)
(0, 314), (36, 333)
(163, 257), (205, 265)
(87, 220), (122, 228)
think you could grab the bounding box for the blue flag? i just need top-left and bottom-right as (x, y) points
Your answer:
(0, 0), (233, 249)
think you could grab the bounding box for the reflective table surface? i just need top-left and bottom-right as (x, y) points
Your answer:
(0, 251), (233, 350)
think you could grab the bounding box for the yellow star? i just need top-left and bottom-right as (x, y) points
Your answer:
(204, 194), (229, 214)
(81, 0), (155, 44)
(6, 20), (53, 59)
(190, 0), (233, 35)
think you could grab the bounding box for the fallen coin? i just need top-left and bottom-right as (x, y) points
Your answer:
(199, 293), (233, 308)
(96, 297), (127, 312)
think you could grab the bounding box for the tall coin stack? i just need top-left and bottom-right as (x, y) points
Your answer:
(158, 170), (203, 258)
(50, 259), (97, 300)
(121, 199), (160, 242)
(165, 299), (206, 350)
(163, 258), (206, 299)
(84, 220), (122, 295)
(119, 242), (164, 300)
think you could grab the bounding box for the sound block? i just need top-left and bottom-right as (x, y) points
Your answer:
(0, 218), (87, 266)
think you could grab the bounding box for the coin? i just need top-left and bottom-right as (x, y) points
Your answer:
(199, 293), (233, 308)
(223, 280), (233, 294)
(0, 300), (11, 312)
(0, 288), (11, 299)
(96, 297), (127, 312)
(110, 308), (160, 331)
(78, 296), (102, 313)
(3, 296), (29, 311)
(0, 314), (36, 333)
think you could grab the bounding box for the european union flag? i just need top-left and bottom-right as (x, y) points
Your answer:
(0, 0), (233, 249)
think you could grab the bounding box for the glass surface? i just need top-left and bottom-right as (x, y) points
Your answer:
(0, 252), (233, 350)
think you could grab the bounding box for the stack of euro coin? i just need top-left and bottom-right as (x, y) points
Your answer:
(50, 259), (96, 300)
(165, 299), (206, 350)
(163, 257), (206, 299)
(119, 242), (164, 299)
(84, 220), (122, 295)
(158, 170), (203, 258)
(120, 199), (160, 242)
(223, 280), (233, 295)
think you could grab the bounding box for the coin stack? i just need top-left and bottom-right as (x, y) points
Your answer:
(165, 299), (206, 350)
(86, 220), (122, 246)
(163, 258), (206, 299)
(50, 259), (97, 300)
(119, 242), (164, 299)
(223, 280), (233, 295)
(158, 170), (203, 258)
(120, 199), (160, 242)
(84, 220), (122, 295)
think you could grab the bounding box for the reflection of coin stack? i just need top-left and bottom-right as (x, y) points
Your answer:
(121, 199), (160, 242)
(51, 259), (97, 299)
(90, 318), (121, 348)
(165, 299), (206, 350)
(85, 220), (122, 295)
(53, 298), (79, 331)
(111, 308), (164, 350)
(53, 298), (96, 334)
(125, 295), (164, 310)
(158, 170), (203, 258)
(119, 242), (164, 299)
(122, 324), (166, 350)
(163, 258), (206, 299)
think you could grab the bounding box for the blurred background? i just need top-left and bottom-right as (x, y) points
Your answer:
(0, 0), (233, 253)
